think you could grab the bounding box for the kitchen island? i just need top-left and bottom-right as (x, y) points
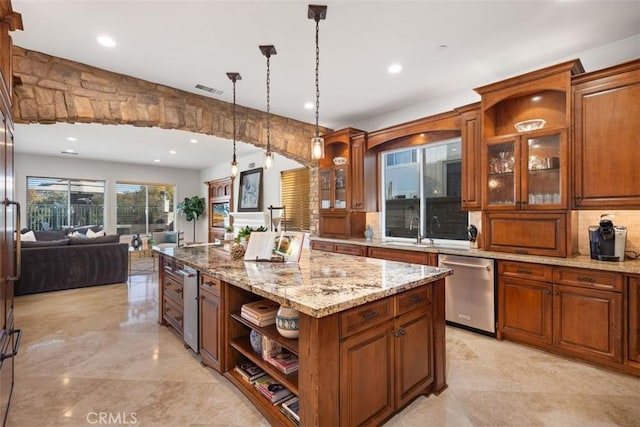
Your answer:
(156, 244), (452, 426)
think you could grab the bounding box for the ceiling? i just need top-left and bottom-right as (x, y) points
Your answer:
(11, 0), (640, 170)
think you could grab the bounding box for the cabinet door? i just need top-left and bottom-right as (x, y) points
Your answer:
(498, 276), (552, 345)
(553, 284), (622, 364)
(340, 320), (395, 427)
(394, 309), (433, 408)
(483, 137), (519, 210)
(484, 212), (567, 257)
(522, 131), (567, 209)
(629, 276), (640, 364)
(319, 168), (332, 210)
(461, 108), (482, 210)
(200, 286), (223, 371)
(350, 134), (366, 210)
(573, 64), (640, 208)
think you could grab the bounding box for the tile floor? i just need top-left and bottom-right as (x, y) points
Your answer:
(7, 261), (640, 426)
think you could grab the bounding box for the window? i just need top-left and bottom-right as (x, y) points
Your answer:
(26, 177), (105, 231)
(116, 182), (176, 235)
(381, 138), (467, 242)
(280, 168), (310, 232)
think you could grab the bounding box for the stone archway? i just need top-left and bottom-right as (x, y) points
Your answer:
(12, 47), (331, 167)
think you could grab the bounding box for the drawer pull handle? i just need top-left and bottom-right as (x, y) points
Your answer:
(175, 315), (183, 322)
(577, 276), (595, 283)
(393, 330), (400, 337)
(362, 311), (378, 320)
(399, 328), (406, 335)
(515, 249), (529, 254)
(516, 269), (532, 274)
(410, 295), (423, 304)
(175, 288), (183, 295)
(0, 329), (22, 361)
(205, 281), (216, 287)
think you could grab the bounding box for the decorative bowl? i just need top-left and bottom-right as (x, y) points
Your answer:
(514, 119), (546, 133)
(332, 156), (347, 166)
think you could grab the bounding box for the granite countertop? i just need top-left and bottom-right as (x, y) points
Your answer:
(312, 237), (640, 275)
(155, 244), (452, 318)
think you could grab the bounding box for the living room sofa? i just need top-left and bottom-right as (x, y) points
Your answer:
(15, 229), (128, 296)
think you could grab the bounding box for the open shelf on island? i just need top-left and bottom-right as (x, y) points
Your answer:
(230, 311), (299, 354)
(230, 337), (299, 395)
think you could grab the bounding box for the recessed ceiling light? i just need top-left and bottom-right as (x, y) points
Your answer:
(190, 139), (198, 144)
(304, 102), (314, 110)
(438, 44), (448, 50)
(531, 95), (542, 102)
(154, 159), (160, 163)
(169, 150), (176, 154)
(388, 63), (402, 74)
(66, 137), (77, 141)
(97, 35), (116, 48)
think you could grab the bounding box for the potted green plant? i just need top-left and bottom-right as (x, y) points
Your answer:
(235, 225), (268, 244)
(177, 195), (206, 243)
(224, 225), (235, 242)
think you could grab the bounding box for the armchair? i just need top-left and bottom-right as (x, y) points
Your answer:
(151, 230), (184, 249)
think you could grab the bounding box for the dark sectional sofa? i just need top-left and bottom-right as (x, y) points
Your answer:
(16, 228), (129, 296)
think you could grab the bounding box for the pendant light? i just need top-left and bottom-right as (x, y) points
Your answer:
(227, 72), (241, 178)
(260, 45), (277, 170)
(308, 4), (327, 160)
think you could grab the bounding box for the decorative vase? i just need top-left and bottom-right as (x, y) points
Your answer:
(276, 306), (299, 339)
(249, 329), (262, 354)
(364, 225), (374, 241)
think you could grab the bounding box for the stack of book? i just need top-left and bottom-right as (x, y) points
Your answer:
(254, 375), (294, 405)
(280, 396), (300, 426)
(241, 299), (279, 327)
(234, 360), (267, 384)
(266, 349), (299, 375)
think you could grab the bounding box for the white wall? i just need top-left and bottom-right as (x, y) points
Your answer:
(200, 151), (305, 236)
(351, 35), (640, 132)
(15, 153), (202, 241)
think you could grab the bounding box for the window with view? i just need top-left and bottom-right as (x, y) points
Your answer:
(381, 138), (467, 243)
(26, 177), (105, 231)
(116, 182), (176, 236)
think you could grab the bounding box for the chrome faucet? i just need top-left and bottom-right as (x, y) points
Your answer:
(428, 216), (441, 246)
(409, 216), (424, 244)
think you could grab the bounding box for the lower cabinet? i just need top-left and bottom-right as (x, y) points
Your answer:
(629, 275), (640, 364)
(339, 287), (433, 426)
(310, 240), (366, 256)
(499, 261), (623, 367)
(199, 273), (224, 372)
(367, 247), (438, 266)
(159, 255), (185, 337)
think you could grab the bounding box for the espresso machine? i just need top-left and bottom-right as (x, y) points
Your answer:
(589, 215), (627, 262)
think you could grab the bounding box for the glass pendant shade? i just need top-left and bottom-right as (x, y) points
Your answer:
(311, 136), (324, 160)
(230, 160), (238, 178)
(264, 152), (273, 169)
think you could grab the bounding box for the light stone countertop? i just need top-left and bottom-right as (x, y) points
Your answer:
(155, 244), (452, 318)
(312, 237), (640, 275)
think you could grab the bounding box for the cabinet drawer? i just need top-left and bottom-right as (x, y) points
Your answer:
(334, 243), (365, 257)
(553, 267), (623, 292)
(163, 276), (183, 302)
(341, 298), (394, 338)
(200, 273), (223, 297)
(499, 261), (553, 282)
(396, 286), (431, 316)
(163, 295), (183, 331)
(367, 247), (431, 265)
(311, 241), (335, 252)
(161, 256), (174, 271)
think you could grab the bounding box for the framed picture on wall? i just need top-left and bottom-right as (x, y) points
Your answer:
(238, 168), (263, 212)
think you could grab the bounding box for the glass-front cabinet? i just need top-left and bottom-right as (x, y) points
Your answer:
(484, 130), (566, 210)
(319, 165), (348, 210)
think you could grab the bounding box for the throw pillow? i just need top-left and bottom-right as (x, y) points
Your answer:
(69, 231), (86, 238)
(86, 228), (106, 238)
(165, 232), (177, 243)
(21, 230), (36, 242)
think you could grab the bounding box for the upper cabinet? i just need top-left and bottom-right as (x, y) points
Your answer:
(318, 128), (375, 238)
(475, 59), (583, 212)
(456, 103), (482, 211)
(207, 177), (233, 243)
(572, 59), (640, 209)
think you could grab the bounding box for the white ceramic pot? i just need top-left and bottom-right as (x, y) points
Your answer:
(276, 306), (299, 339)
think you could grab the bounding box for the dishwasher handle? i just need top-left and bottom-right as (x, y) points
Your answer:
(440, 260), (492, 272)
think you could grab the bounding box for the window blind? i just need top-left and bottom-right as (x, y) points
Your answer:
(280, 168), (310, 232)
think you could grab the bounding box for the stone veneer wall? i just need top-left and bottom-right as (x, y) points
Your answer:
(11, 47), (328, 234)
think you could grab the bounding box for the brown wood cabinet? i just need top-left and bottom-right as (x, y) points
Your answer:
(457, 103), (482, 211)
(159, 255), (185, 337)
(207, 177), (233, 243)
(199, 273), (224, 372)
(629, 275), (640, 365)
(310, 240), (366, 257)
(339, 288), (434, 426)
(318, 128), (374, 238)
(572, 59), (640, 208)
(367, 246), (438, 266)
(498, 261), (623, 367)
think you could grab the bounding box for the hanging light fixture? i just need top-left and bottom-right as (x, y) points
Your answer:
(308, 4), (327, 160)
(227, 72), (242, 178)
(260, 45), (277, 170)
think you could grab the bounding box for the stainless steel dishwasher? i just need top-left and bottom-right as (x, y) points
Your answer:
(439, 254), (496, 336)
(182, 265), (199, 353)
